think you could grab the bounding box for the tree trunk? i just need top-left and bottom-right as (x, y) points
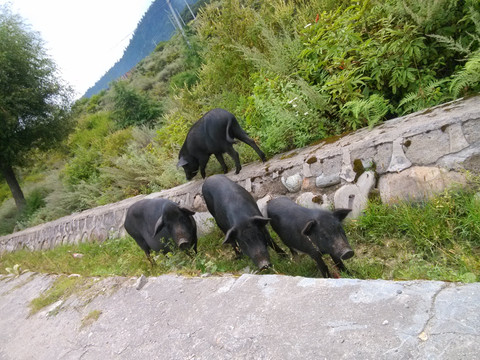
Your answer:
(1, 165), (26, 212)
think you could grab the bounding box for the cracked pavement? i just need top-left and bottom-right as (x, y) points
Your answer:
(0, 272), (479, 359)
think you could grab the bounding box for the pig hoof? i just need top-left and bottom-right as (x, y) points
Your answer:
(341, 249), (354, 260)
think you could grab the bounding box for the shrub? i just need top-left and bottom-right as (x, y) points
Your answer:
(111, 81), (163, 129)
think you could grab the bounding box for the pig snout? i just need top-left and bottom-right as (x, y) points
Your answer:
(256, 259), (272, 271)
(177, 238), (190, 250)
(340, 248), (354, 260)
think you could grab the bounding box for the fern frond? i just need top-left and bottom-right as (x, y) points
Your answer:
(450, 50), (480, 96)
(340, 94), (391, 130)
(428, 34), (472, 55)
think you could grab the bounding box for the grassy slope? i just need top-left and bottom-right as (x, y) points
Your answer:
(2, 185), (479, 282)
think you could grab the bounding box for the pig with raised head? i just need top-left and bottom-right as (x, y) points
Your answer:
(202, 175), (285, 270)
(178, 108), (266, 180)
(267, 197), (354, 278)
(124, 198), (197, 265)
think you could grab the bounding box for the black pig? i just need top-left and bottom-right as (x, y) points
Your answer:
(178, 108), (266, 180)
(267, 197), (354, 278)
(124, 198), (197, 265)
(202, 175), (285, 270)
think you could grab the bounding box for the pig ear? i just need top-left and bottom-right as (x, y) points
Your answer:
(223, 227), (237, 245)
(251, 215), (270, 227)
(180, 207), (195, 217)
(333, 208), (351, 222)
(177, 157), (188, 168)
(301, 220), (316, 236)
(154, 216), (164, 236)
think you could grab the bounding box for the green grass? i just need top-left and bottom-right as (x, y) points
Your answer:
(29, 276), (93, 315)
(81, 309), (102, 328)
(346, 186), (480, 282)
(1, 187), (479, 283)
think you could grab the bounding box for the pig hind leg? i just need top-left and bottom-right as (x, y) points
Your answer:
(214, 153), (229, 173)
(129, 232), (155, 266)
(234, 129), (266, 162)
(225, 146), (242, 174)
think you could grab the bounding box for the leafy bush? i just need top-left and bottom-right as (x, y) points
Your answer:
(111, 81), (162, 129)
(101, 127), (185, 196)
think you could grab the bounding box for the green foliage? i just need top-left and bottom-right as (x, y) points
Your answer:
(63, 112), (113, 185)
(340, 94), (392, 130)
(450, 50), (480, 96)
(245, 74), (329, 155)
(29, 276), (92, 315)
(0, 182), (10, 204)
(0, 198), (18, 235)
(0, 5), (72, 211)
(111, 81), (163, 129)
(169, 71), (199, 90)
(346, 186), (480, 281)
(101, 127), (185, 196)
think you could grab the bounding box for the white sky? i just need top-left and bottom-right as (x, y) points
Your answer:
(2, 0), (154, 98)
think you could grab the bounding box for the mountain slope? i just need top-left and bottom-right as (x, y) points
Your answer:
(83, 0), (198, 98)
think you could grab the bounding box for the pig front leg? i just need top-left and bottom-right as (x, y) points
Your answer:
(330, 254), (352, 275)
(198, 155), (210, 179)
(267, 237), (287, 256)
(314, 254), (331, 278)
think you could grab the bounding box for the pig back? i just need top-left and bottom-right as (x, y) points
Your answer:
(267, 197), (317, 239)
(187, 109), (236, 154)
(202, 175), (261, 230)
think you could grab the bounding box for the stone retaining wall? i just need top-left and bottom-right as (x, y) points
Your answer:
(1, 96), (479, 253)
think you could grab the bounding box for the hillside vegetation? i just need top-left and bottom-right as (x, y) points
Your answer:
(1, 0), (480, 236)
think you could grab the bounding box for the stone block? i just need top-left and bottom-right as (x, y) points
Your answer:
(340, 148), (355, 182)
(281, 173), (303, 193)
(301, 177), (317, 191)
(437, 145), (480, 171)
(378, 166), (466, 204)
(256, 195), (272, 218)
(405, 130), (450, 165)
(373, 143), (393, 174)
(315, 174), (341, 188)
(333, 171), (375, 217)
(463, 119), (480, 144)
(387, 138), (412, 173)
(446, 123), (469, 153)
(193, 195), (207, 212)
(193, 212), (215, 237)
(295, 192), (330, 210)
(308, 155), (342, 178)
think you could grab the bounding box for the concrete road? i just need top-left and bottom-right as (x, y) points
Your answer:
(0, 272), (479, 359)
